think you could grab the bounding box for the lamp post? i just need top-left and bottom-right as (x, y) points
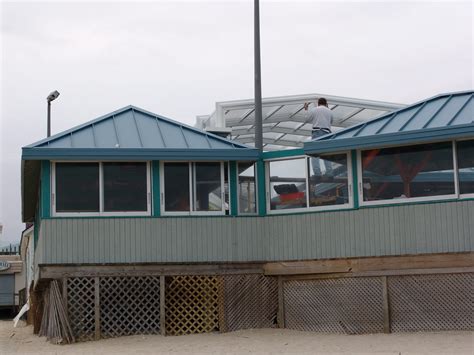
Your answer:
(254, 0), (263, 151)
(46, 90), (60, 137)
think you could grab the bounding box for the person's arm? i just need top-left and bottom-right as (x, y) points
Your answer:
(304, 102), (309, 111)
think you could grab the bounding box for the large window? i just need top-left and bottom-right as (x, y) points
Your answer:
(457, 140), (474, 196)
(238, 162), (257, 214)
(360, 142), (455, 204)
(162, 162), (225, 215)
(267, 154), (351, 212)
(53, 162), (150, 215)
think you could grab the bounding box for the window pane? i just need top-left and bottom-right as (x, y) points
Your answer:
(457, 140), (474, 195)
(194, 162), (222, 211)
(103, 163), (147, 212)
(361, 142), (455, 202)
(56, 163), (99, 212)
(238, 162), (257, 214)
(164, 163), (190, 211)
(269, 158), (307, 210)
(308, 154), (349, 207)
(224, 162), (230, 215)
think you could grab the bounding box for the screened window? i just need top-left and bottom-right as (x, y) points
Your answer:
(162, 162), (225, 214)
(269, 158), (307, 210)
(361, 142), (455, 202)
(308, 154), (350, 207)
(103, 163), (147, 211)
(54, 162), (150, 215)
(163, 163), (190, 212)
(55, 163), (99, 212)
(238, 162), (257, 214)
(457, 140), (474, 195)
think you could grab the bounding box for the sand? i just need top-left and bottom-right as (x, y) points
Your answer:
(0, 320), (472, 354)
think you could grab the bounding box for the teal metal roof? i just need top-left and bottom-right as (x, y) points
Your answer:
(304, 91), (474, 154)
(22, 105), (259, 161)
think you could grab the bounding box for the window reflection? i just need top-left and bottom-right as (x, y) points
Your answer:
(361, 142), (455, 201)
(269, 158), (307, 210)
(194, 162), (222, 211)
(308, 154), (349, 207)
(238, 162), (256, 214)
(164, 162), (190, 212)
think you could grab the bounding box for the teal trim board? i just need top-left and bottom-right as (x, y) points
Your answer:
(262, 148), (305, 160)
(351, 150), (359, 208)
(40, 161), (51, 218)
(256, 159), (266, 216)
(152, 161), (161, 217)
(229, 162), (238, 216)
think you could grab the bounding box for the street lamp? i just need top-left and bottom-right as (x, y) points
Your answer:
(46, 90), (60, 137)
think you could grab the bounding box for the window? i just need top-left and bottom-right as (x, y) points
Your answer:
(238, 162), (257, 214)
(457, 140), (474, 196)
(162, 162), (225, 215)
(267, 154), (351, 213)
(53, 162), (150, 216)
(360, 142), (455, 204)
(55, 163), (99, 212)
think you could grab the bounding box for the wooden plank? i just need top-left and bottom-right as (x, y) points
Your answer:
(160, 275), (165, 336)
(264, 252), (474, 276)
(94, 277), (100, 340)
(217, 276), (227, 333)
(62, 278), (68, 316)
(277, 276), (285, 329)
(381, 276), (390, 333)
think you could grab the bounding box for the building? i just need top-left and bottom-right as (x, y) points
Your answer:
(21, 91), (473, 341)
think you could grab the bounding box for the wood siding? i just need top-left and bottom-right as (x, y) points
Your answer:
(36, 200), (474, 265)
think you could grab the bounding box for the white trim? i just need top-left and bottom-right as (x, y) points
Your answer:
(52, 161), (151, 217)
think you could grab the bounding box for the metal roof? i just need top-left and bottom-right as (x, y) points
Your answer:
(23, 105), (259, 161)
(304, 91), (474, 154)
(196, 93), (405, 150)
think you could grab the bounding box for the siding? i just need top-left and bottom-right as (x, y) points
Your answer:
(38, 200), (474, 264)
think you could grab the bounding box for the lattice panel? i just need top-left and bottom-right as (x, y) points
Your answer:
(66, 277), (95, 341)
(389, 273), (474, 332)
(165, 275), (220, 336)
(100, 276), (161, 338)
(284, 277), (384, 334)
(221, 275), (278, 332)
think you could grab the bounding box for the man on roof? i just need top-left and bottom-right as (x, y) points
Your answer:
(304, 97), (334, 177)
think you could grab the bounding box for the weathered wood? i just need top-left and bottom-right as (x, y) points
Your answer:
(217, 277), (227, 333)
(382, 276), (390, 334)
(277, 276), (285, 329)
(160, 275), (165, 336)
(94, 277), (100, 341)
(265, 253), (474, 276)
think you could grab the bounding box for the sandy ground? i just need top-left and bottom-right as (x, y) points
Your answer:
(0, 320), (472, 355)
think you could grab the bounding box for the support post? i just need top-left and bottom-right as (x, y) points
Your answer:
(160, 275), (166, 336)
(382, 276), (391, 333)
(94, 277), (101, 340)
(254, 0), (263, 151)
(62, 278), (68, 315)
(277, 276), (285, 328)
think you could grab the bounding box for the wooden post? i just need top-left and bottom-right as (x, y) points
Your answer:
(62, 278), (68, 315)
(382, 276), (391, 333)
(277, 276), (285, 328)
(160, 275), (166, 336)
(94, 277), (101, 340)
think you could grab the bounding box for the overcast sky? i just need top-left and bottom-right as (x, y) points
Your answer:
(0, 1), (472, 244)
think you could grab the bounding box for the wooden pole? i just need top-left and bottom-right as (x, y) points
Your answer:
(94, 277), (101, 340)
(160, 275), (166, 336)
(382, 276), (391, 333)
(277, 276), (285, 328)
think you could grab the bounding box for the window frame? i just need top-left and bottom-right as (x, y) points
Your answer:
(236, 162), (258, 215)
(357, 140), (459, 207)
(160, 161), (226, 216)
(51, 161), (151, 217)
(265, 152), (353, 215)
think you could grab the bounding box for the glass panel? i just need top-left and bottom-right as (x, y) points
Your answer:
(238, 162), (257, 214)
(194, 162), (222, 211)
(269, 158), (307, 210)
(457, 140), (474, 195)
(103, 163), (147, 212)
(224, 162), (230, 215)
(56, 163), (99, 212)
(361, 142), (455, 202)
(164, 162), (190, 211)
(308, 154), (349, 207)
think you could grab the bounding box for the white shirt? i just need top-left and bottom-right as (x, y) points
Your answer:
(308, 106), (333, 130)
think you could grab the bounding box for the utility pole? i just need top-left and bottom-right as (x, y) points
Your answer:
(254, 0), (263, 151)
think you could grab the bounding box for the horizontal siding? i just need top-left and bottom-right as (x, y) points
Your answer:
(39, 200), (474, 264)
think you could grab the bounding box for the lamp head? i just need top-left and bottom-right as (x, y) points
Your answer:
(47, 90), (60, 102)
